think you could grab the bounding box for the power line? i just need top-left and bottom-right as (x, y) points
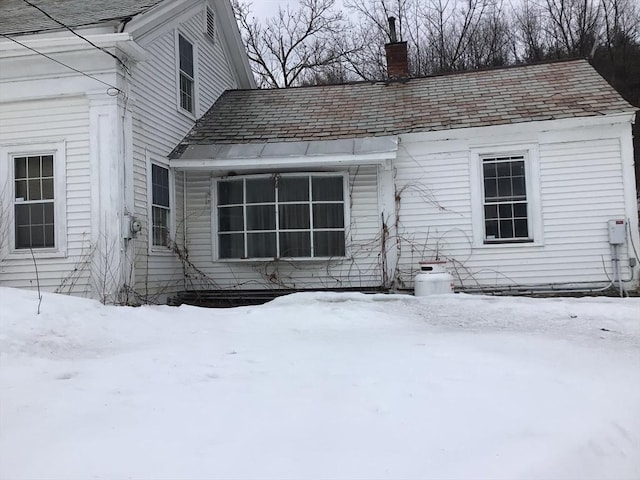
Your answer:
(21, 0), (132, 75)
(0, 33), (122, 95)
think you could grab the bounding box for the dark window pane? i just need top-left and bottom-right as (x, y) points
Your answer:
(42, 178), (54, 200)
(498, 203), (513, 219)
(512, 176), (526, 198)
(511, 160), (525, 176)
(248, 232), (276, 257)
(484, 204), (497, 220)
(219, 206), (244, 232)
(485, 220), (498, 239)
(219, 233), (245, 258)
(514, 219), (529, 238)
(483, 162), (496, 179)
(313, 204), (344, 228)
(44, 203), (54, 224)
(496, 162), (511, 177)
(513, 203), (527, 218)
(279, 204), (309, 230)
(497, 177), (512, 198)
(16, 226), (30, 248)
(15, 180), (27, 200)
(246, 178), (275, 203)
(484, 178), (497, 199)
(279, 231), (310, 257)
(15, 157), (27, 179)
(15, 204), (29, 227)
(218, 180), (243, 205)
(152, 164), (168, 187)
(179, 35), (194, 76)
(27, 156), (40, 178)
(31, 225), (44, 247)
(312, 177), (343, 201)
(44, 224), (55, 247)
(247, 205), (275, 230)
(42, 155), (54, 177)
(279, 177), (309, 202)
(314, 231), (345, 257)
(31, 203), (44, 224)
(28, 179), (41, 201)
(152, 165), (170, 207)
(499, 219), (513, 239)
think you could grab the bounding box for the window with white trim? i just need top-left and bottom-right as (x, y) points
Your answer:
(1, 142), (66, 257)
(178, 34), (195, 114)
(14, 154), (55, 249)
(216, 174), (346, 259)
(151, 164), (170, 247)
(481, 154), (531, 243)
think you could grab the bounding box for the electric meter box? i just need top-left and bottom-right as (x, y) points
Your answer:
(608, 219), (626, 245)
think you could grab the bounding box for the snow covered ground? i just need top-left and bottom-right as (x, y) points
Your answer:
(0, 287), (639, 480)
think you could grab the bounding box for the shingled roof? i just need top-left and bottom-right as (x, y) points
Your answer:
(171, 59), (635, 159)
(0, 0), (164, 36)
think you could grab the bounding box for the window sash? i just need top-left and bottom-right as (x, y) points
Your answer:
(178, 35), (194, 113)
(217, 174), (346, 259)
(14, 154), (56, 249)
(482, 156), (530, 242)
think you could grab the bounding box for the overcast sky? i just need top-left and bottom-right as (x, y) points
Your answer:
(250, 0), (301, 18)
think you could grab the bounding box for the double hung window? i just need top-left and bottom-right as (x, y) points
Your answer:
(482, 155), (530, 242)
(178, 34), (195, 113)
(217, 174), (346, 259)
(151, 164), (170, 247)
(14, 154), (55, 249)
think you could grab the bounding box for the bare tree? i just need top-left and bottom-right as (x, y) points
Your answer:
(233, 0), (351, 87)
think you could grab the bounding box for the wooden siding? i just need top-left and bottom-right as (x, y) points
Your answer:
(0, 96), (93, 295)
(182, 166), (384, 290)
(129, 5), (240, 300)
(394, 129), (632, 290)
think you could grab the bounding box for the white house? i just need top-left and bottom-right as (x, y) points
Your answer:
(1, 3), (638, 302)
(0, 0), (255, 303)
(169, 57), (640, 296)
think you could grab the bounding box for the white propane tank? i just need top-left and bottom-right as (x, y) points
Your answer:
(414, 261), (454, 296)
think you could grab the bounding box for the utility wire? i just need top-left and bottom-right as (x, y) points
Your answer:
(22, 0), (131, 75)
(0, 33), (121, 95)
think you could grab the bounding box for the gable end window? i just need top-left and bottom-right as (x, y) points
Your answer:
(205, 7), (216, 42)
(481, 155), (531, 243)
(151, 164), (170, 247)
(216, 174), (347, 259)
(14, 154), (55, 249)
(178, 34), (195, 114)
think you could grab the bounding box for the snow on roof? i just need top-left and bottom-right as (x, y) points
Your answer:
(171, 59), (636, 159)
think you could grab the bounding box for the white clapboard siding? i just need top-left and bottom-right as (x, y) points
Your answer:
(394, 132), (630, 289)
(129, 7), (240, 298)
(182, 166), (383, 290)
(0, 96), (93, 294)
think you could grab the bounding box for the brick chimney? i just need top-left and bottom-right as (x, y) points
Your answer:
(384, 16), (408, 79)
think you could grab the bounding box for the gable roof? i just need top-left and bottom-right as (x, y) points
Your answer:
(171, 59), (636, 159)
(0, 0), (164, 36)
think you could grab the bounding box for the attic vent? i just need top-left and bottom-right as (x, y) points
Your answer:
(205, 7), (215, 41)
